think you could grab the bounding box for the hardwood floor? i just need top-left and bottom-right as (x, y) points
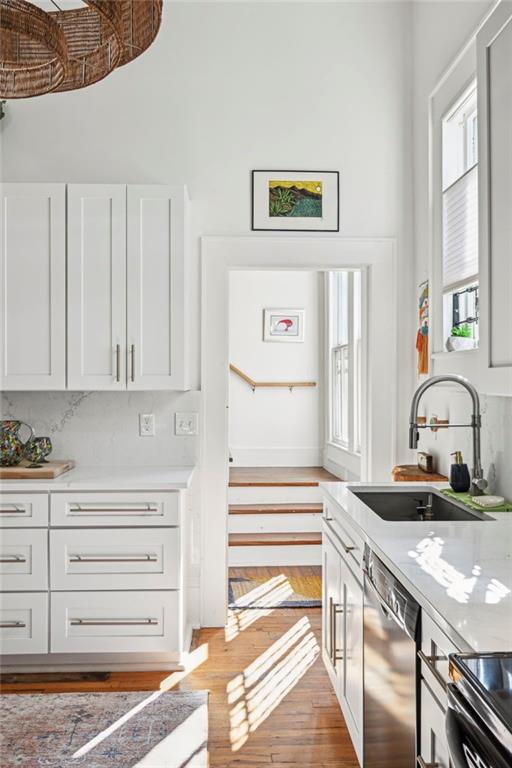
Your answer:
(229, 466), (340, 487)
(1, 568), (358, 768)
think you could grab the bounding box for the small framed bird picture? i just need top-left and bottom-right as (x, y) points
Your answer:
(263, 309), (305, 343)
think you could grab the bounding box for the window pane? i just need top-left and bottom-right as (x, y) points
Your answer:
(336, 272), (349, 346)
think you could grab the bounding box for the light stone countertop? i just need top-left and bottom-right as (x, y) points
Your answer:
(0, 465), (196, 492)
(321, 481), (512, 653)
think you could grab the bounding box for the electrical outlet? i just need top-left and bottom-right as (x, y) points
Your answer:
(175, 412), (199, 436)
(139, 413), (155, 436)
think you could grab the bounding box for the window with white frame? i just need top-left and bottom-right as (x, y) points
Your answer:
(442, 82), (479, 349)
(328, 271), (362, 453)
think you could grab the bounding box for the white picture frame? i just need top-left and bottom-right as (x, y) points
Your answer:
(252, 170), (340, 231)
(263, 308), (305, 342)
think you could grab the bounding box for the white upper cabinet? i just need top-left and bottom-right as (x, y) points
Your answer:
(127, 186), (189, 390)
(67, 185), (127, 390)
(477, 3), (512, 394)
(0, 184), (66, 390)
(1, 183), (190, 392)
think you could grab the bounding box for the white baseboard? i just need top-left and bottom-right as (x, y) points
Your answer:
(229, 544), (322, 567)
(230, 447), (322, 467)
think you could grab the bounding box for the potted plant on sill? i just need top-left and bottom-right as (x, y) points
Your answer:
(446, 324), (477, 352)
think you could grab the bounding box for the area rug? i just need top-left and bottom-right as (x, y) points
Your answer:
(0, 690), (208, 768)
(229, 569), (322, 609)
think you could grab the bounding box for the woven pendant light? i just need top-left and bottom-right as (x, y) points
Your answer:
(49, 1), (123, 93)
(0, 0), (163, 99)
(0, 0), (68, 98)
(117, 0), (162, 67)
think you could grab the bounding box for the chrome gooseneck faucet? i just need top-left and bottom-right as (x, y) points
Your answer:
(409, 374), (487, 496)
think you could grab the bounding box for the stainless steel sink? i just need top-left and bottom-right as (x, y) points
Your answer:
(352, 490), (493, 522)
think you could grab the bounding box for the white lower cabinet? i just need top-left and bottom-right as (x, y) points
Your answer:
(0, 494), (48, 528)
(420, 680), (451, 768)
(322, 523), (363, 765)
(0, 488), (185, 669)
(0, 529), (48, 591)
(50, 528), (180, 591)
(419, 612), (460, 768)
(51, 591), (179, 653)
(0, 593), (48, 654)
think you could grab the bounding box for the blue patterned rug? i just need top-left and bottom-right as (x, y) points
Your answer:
(0, 690), (208, 767)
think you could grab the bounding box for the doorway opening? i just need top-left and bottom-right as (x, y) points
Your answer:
(226, 268), (364, 611)
(201, 236), (396, 628)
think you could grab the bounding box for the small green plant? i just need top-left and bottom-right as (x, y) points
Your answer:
(451, 324), (472, 338)
(269, 187), (297, 217)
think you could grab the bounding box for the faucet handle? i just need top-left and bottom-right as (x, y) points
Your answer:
(471, 477), (488, 496)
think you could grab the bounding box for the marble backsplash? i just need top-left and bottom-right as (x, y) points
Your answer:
(0, 390), (201, 468)
(416, 391), (512, 500)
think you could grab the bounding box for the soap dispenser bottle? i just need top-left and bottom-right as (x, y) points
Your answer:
(450, 451), (471, 493)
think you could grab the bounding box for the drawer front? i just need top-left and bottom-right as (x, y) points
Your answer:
(0, 592), (48, 654)
(50, 528), (180, 591)
(51, 591), (179, 653)
(0, 529), (48, 590)
(0, 493), (48, 527)
(420, 612), (460, 703)
(419, 680), (450, 768)
(50, 492), (179, 527)
(323, 498), (364, 569)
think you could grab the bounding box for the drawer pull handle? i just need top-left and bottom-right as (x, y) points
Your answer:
(0, 555), (27, 563)
(0, 506), (26, 514)
(69, 554), (158, 563)
(332, 602), (343, 667)
(324, 519), (357, 555)
(69, 505), (159, 515)
(70, 618), (158, 627)
(418, 650), (448, 693)
(417, 758), (439, 768)
(0, 620), (26, 629)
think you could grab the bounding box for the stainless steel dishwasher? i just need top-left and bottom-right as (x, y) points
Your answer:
(363, 545), (420, 768)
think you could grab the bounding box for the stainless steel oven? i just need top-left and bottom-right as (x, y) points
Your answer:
(447, 653), (512, 768)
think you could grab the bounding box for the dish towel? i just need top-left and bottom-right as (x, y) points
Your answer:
(441, 488), (512, 512)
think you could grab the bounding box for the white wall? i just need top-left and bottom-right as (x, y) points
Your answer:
(0, 0), (415, 462)
(410, 1), (512, 499)
(229, 270), (322, 466)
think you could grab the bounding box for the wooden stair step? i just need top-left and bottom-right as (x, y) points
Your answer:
(229, 503), (323, 515)
(229, 466), (340, 487)
(229, 532), (322, 547)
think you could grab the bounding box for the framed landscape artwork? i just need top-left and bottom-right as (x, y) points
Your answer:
(263, 309), (305, 342)
(252, 170), (340, 231)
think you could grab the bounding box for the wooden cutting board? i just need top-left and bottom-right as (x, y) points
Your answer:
(0, 460), (75, 480)
(392, 464), (448, 482)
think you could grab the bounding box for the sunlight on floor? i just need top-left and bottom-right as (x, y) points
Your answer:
(225, 574), (294, 641)
(133, 703), (208, 767)
(71, 644), (210, 760)
(227, 616), (320, 752)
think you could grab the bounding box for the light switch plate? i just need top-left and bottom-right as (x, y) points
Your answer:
(175, 412), (199, 436)
(139, 413), (155, 436)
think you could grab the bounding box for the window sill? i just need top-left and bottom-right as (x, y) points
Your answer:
(327, 441), (361, 459)
(431, 349), (479, 360)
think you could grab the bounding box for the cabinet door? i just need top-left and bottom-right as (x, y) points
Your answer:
(340, 555), (364, 763)
(0, 183), (66, 389)
(127, 185), (189, 390)
(67, 184), (127, 389)
(420, 680), (451, 768)
(322, 530), (342, 680)
(477, 4), (512, 391)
